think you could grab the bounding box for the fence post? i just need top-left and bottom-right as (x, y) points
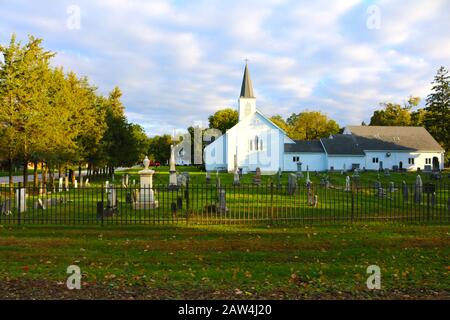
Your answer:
(270, 182), (274, 224)
(185, 180), (190, 225)
(17, 182), (22, 225)
(101, 182), (104, 227)
(351, 188), (354, 222)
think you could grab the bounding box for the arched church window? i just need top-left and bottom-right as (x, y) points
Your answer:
(255, 136), (259, 151)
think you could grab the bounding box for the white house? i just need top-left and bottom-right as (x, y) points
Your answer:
(204, 65), (445, 173)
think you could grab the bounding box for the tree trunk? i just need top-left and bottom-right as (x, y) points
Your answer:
(33, 160), (39, 189)
(8, 158), (14, 195)
(23, 161), (28, 187)
(78, 165), (82, 185)
(42, 163), (48, 186)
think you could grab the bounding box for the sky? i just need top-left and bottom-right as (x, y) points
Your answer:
(1, 0), (449, 136)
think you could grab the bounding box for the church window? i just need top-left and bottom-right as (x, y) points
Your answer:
(249, 140), (253, 151)
(255, 136), (259, 151)
(293, 156), (299, 162)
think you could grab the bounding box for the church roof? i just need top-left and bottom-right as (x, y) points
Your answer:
(320, 135), (366, 155)
(240, 63), (255, 98)
(345, 126), (444, 152)
(284, 140), (324, 153)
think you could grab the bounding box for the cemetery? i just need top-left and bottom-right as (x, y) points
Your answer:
(1, 154), (449, 225)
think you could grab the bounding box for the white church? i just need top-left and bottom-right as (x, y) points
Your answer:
(204, 64), (445, 174)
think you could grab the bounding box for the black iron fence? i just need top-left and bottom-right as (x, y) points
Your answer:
(0, 181), (449, 225)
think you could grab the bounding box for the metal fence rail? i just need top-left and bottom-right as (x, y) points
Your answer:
(0, 181), (449, 225)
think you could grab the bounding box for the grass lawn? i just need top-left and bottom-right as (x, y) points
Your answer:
(0, 223), (448, 299)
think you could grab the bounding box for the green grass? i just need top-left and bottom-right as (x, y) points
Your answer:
(0, 223), (448, 299)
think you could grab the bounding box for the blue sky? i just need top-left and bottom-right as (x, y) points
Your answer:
(1, 0), (449, 136)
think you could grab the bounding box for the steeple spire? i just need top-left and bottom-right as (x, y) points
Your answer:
(240, 63), (255, 98)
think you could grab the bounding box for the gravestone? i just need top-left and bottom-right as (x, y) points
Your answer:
(389, 182), (395, 193)
(306, 182), (315, 206)
(168, 145), (178, 190)
(105, 180), (109, 191)
(74, 180), (78, 189)
(125, 174), (129, 186)
(253, 167), (261, 185)
(296, 162), (303, 178)
(402, 181), (408, 202)
(287, 173), (297, 195)
(39, 183), (44, 196)
(0, 198), (12, 215)
(344, 176), (351, 192)
(414, 175), (422, 204)
(384, 168), (390, 177)
(233, 170), (240, 186)
(64, 176), (69, 191)
(84, 178), (90, 187)
(431, 192), (436, 207)
(177, 196), (183, 210)
(218, 189), (228, 214)
(15, 188), (26, 212)
(205, 172), (211, 185)
(305, 167), (311, 186)
(177, 174), (187, 187)
(58, 177), (63, 192)
(106, 184), (117, 209)
(276, 168), (282, 189)
(313, 195), (318, 208)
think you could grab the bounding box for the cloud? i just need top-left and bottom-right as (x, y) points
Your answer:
(0, 0), (449, 135)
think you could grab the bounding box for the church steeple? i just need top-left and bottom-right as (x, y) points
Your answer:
(240, 63), (255, 98)
(238, 63), (256, 121)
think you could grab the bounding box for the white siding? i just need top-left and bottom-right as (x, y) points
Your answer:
(327, 156), (365, 171)
(283, 153), (326, 172)
(204, 135), (226, 171)
(364, 151), (444, 171)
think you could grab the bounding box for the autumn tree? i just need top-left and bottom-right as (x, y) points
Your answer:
(208, 108), (238, 133)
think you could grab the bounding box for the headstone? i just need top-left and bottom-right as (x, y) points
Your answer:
(307, 182), (314, 206)
(105, 180), (109, 191)
(313, 195), (318, 208)
(125, 174), (129, 186)
(287, 173), (297, 195)
(39, 183), (44, 195)
(402, 181), (408, 202)
(205, 172), (211, 185)
(0, 198), (12, 215)
(253, 167), (261, 185)
(169, 145), (178, 189)
(341, 164), (346, 175)
(15, 188), (26, 212)
(177, 196), (183, 210)
(74, 180), (78, 189)
(384, 168), (390, 177)
(177, 174), (187, 187)
(132, 156), (158, 209)
(218, 189), (228, 214)
(84, 178), (90, 187)
(345, 176), (351, 192)
(296, 162), (303, 178)
(305, 167), (311, 186)
(80, 177), (84, 188)
(414, 175), (422, 204)
(58, 177), (63, 192)
(64, 176), (69, 191)
(276, 168), (282, 189)
(431, 192), (436, 207)
(233, 170), (240, 186)
(389, 182), (395, 193)
(106, 185), (117, 209)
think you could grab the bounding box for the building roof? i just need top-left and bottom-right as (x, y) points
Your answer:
(284, 140), (324, 153)
(240, 63), (255, 98)
(320, 134), (366, 155)
(345, 126), (444, 152)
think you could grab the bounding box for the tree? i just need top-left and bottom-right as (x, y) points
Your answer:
(369, 103), (411, 126)
(287, 111), (340, 140)
(208, 108), (238, 133)
(270, 115), (290, 133)
(424, 66), (450, 164)
(148, 135), (172, 163)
